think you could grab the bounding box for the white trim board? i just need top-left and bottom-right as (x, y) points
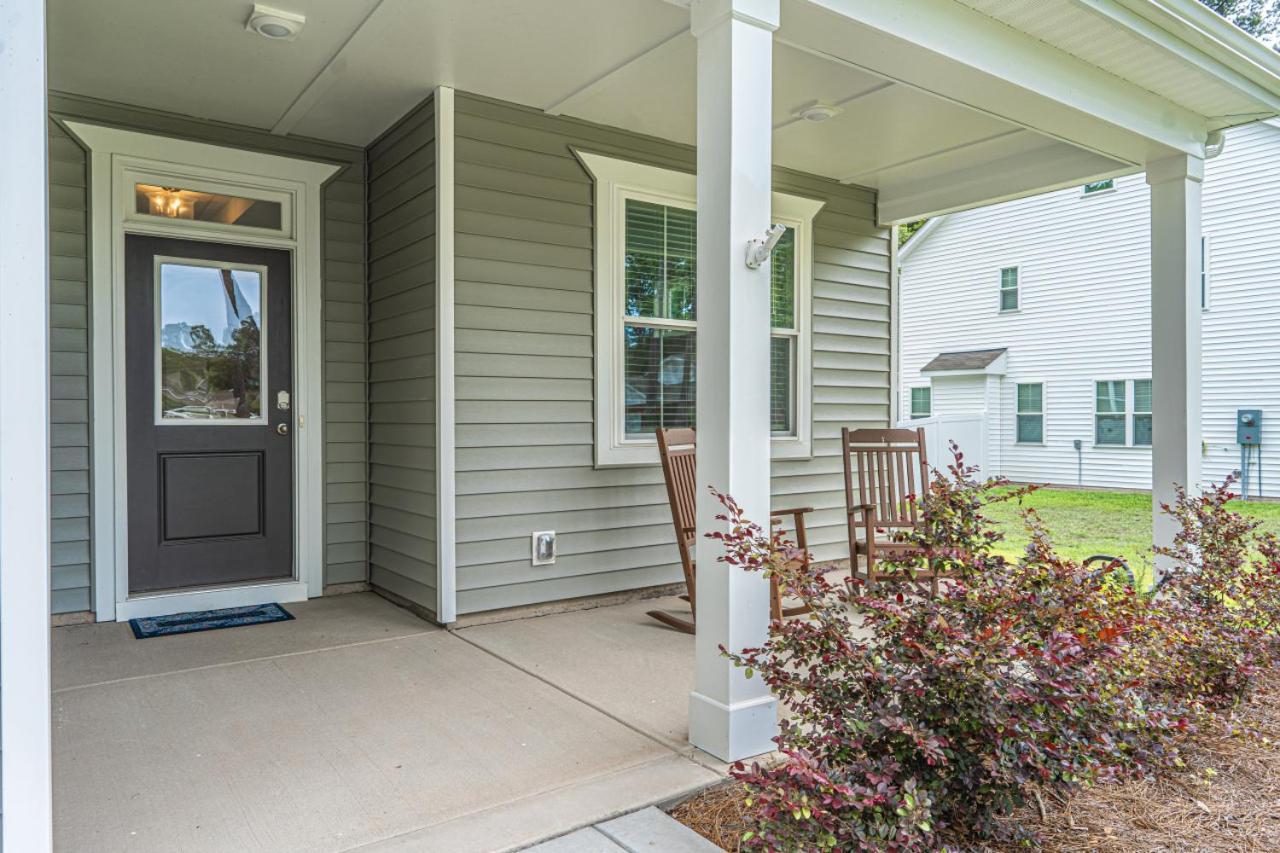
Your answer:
(574, 149), (824, 467)
(434, 86), (458, 625)
(0, 0), (54, 845)
(64, 121), (339, 622)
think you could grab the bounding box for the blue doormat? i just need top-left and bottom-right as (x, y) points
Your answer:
(129, 603), (294, 639)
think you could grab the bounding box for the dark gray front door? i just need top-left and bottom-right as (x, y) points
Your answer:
(126, 235), (293, 594)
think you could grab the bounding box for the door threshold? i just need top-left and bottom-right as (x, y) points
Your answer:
(114, 579), (308, 622)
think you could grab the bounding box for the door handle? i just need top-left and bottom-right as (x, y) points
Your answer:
(276, 423), (289, 436)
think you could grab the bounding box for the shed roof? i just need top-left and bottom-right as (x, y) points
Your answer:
(921, 348), (1007, 373)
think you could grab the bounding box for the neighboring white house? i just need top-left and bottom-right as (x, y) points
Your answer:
(899, 120), (1280, 497)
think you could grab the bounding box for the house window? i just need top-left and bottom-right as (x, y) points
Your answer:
(579, 151), (824, 466)
(1134, 379), (1152, 446)
(1201, 235), (1211, 310)
(999, 266), (1019, 312)
(910, 386), (931, 419)
(1082, 179), (1115, 196)
(1095, 380), (1127, 445)
(1016, 383), (1043, 444)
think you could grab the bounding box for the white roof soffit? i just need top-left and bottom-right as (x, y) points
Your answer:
(791, 0), (1280, 223)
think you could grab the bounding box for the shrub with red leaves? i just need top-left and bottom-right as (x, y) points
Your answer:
(1147, 480), (1280, 708)
(717, 449), (1186, 851)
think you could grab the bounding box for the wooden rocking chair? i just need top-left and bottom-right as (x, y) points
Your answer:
(841, 426), (945, 593)
(647, 427), (813, 634)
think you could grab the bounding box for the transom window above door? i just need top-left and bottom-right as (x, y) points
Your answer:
(578, 151), (824, 466)
(124, 169), (293, 239)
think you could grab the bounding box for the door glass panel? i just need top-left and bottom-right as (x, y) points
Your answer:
(135, 183), (283, 230)
(158, 262), (265, 422)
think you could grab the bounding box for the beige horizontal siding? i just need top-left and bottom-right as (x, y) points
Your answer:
(365, 95), (438, 613)
(451, 93), (889, 614)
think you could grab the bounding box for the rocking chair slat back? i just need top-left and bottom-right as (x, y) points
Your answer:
(843, 427), (929, 528)
(656, 427), (698, 609)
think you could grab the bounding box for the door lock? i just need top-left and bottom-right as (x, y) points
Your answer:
(276, 423), (290, 436)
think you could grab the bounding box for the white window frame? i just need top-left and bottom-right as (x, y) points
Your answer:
(576, 150), (823, 467)
(1093, 378), (1129, 447)
(998, 265), (1020, 313)
(1014, 381), (1044, 445)
(910, 386), (931, 419)
(1133, 378), (1152, 447)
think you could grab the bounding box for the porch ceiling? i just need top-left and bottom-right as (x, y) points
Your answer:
(50, 0), (1280, 222)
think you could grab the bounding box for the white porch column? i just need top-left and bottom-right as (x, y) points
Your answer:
(0, 0), (54, 849)
(1147, 154), (1203, 565)
(689, 0), (779, 762)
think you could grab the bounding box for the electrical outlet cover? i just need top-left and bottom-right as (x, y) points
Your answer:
(531, 531), (556, 565)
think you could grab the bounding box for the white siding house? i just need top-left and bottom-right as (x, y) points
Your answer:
(899, 120), (1280, 496)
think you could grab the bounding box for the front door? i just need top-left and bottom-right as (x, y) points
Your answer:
(125, 235), (293, 594)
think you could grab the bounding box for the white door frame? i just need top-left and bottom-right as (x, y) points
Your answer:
(65, 122), (339, 622)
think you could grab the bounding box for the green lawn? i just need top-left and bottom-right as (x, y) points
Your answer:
(982, 487), (1280, 584)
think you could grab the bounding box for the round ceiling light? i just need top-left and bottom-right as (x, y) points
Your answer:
(247, 4), (306, 41)
(793, 102), (842, 123)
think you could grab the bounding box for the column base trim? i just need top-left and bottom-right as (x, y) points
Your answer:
(688, 689), (778, 761)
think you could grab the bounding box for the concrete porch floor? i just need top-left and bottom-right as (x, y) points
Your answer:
(53, 592), (726, 853)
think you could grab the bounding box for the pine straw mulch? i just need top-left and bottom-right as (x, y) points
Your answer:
(669, 674), (1280, 852)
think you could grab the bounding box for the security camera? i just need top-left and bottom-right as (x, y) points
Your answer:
(745, 224), (788, 269)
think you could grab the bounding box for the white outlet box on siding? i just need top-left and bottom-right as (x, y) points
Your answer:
(531, 531), (556, 565)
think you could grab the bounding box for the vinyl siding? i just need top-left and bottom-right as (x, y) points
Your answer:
(365, 96), (438, 613)
(451, 94), (889, 614)
(900, 121), (1280, 494)
(46, 93), (368, 614)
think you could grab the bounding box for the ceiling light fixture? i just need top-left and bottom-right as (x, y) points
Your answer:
(246, 4), (306, 41)
(792, 101), (842, 123)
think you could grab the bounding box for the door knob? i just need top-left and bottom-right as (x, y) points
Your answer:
(276, 423), (289, 436)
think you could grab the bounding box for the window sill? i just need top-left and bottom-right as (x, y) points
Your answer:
(998, 308), (1021, 315)
(595, 436), (813, 468)
(1014, 442), (1045, 447)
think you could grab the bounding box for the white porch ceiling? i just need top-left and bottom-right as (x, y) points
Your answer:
(49, 0), (1280, 222)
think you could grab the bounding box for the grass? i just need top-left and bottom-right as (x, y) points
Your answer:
(983, 486), (1280, 587)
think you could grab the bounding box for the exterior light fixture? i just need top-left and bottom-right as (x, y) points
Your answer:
(746, 224), (787, 270)
(792, 101), (842, 123)
(246, 4), (306, 41)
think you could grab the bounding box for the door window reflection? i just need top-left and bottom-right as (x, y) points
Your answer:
(158, 262), (264, 421)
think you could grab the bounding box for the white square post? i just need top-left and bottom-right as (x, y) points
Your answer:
(688, 0), (780, 762)
(1147, 154), (1203, 565)
(0, 0), (54, 849)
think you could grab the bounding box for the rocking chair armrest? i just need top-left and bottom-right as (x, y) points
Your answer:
(769, 506), (814, 519)
(847, 503), (876, 518)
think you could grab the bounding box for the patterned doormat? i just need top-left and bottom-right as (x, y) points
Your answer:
(129, 602), (294, 639)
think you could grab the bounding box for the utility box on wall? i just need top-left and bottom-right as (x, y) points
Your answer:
(1237, 409), (1262, 446)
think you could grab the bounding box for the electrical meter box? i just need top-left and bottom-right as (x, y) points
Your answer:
(1237, 409), (1262, 445)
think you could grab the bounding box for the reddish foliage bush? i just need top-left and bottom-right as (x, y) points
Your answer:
(717, 450), (1198, 851)
(1146, 480), (1280, 707)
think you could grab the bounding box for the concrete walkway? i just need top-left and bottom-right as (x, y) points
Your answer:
(53, 592), (723, 852)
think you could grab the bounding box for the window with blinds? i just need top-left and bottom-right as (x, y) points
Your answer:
(910, 386), (931, 419)
(1016, 382), (1043, 444)
(999, 266), (1019, 312)
(621, 198), (798, 439)
(1095, 380), (1127, 445)
(1134, 379), (1152, 446)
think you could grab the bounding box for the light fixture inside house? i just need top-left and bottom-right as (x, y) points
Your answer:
(792, 101), (842, 123)
(246, 4), (306, 41)
(145, 187), (193, 219)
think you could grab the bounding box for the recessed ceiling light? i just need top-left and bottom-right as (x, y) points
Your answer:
(793, 101), (842, 123)
(246, 4), (306, 41)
